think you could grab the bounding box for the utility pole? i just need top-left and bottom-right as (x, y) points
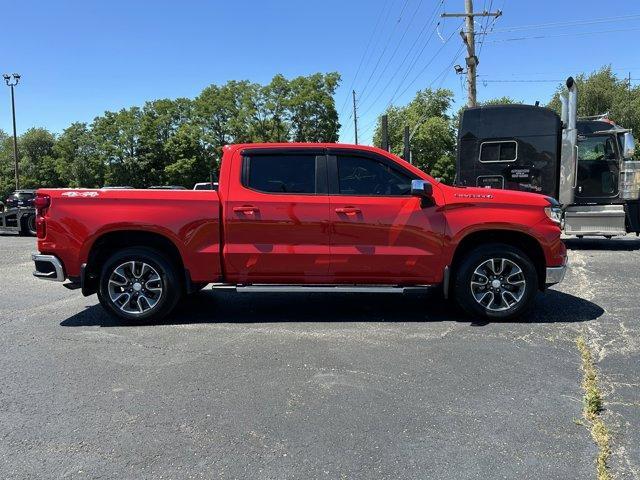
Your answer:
(628, 72), (632, 125)
(381, 114), (389, 151)
(403, 125), (410, 163)
(3, 73), (21, 190)
(352, 90), (359, 145)
(442, 1), (501, 107)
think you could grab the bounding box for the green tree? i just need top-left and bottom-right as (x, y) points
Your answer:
(55, 122), (104, 188)
(373, 88), (456, 183)
(164, 123), (210, 186)
(0, 130), (15, 199)
(287, 72), (341, 142)
(19, 128), (59, 188)
(92, 107), (145, 187)
(139, 98), (196, 186)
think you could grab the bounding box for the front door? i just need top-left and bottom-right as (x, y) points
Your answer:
(327, 152), (445, 284)
(223, 150), (331, 283)
(575, 134), (620, 201)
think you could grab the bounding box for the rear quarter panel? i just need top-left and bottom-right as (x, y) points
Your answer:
(37, 189), (221, 282)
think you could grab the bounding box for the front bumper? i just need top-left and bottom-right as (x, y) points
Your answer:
(32, 253), (65, 282)
(546, 263), (567, 286)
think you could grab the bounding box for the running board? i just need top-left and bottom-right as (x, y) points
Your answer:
(210, 284), (432, 293)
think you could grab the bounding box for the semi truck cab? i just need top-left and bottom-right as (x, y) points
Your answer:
(456, 77), (638, 238)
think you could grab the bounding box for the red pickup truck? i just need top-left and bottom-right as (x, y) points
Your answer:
(32, 143), (567, 321)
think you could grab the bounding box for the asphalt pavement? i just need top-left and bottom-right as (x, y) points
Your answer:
(0, 235), (638, 479)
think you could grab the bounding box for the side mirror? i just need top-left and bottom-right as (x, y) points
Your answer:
(411, 179), (433, 198)
(623, 132), (636, 159)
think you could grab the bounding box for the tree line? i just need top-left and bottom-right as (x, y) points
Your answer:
(0, 72), (340, 198)
(1, 66), (636, 198)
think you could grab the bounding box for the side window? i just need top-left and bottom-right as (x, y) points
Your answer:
(337, 155), (413, 196)
(245, 154), (316, 193)
(578, 136), (617, 161)
(479, 140), (518, 163)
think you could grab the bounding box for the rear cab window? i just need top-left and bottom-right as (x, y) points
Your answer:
(242, 153), (325, 194)
(479, 140), (518, 163)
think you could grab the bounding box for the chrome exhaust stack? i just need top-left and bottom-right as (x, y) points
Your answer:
(558, 77), (578, 207)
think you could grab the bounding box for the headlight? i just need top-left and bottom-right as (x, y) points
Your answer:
(544, 205), (562, 224)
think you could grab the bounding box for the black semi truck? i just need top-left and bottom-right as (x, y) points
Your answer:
(456, 78), (639, 237)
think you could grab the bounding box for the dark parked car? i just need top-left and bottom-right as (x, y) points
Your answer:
(5, 189), (36, 209)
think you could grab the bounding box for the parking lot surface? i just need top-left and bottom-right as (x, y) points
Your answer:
(0, 235), (638, 479)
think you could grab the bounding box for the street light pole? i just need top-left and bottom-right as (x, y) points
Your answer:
(3, 73), (21, 190)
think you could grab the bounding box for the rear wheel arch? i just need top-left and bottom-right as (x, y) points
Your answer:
(449, 230), (547, 291)
(84, 230), (186, 295)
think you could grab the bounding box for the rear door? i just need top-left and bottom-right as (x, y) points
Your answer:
(327, 150), (445, 284)
(223, 149), (331, 283)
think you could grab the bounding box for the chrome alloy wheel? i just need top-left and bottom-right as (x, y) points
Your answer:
(470, 258), (526, 312)
(107, 261), (163, 315)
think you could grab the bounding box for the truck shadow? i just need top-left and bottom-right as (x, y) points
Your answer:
(564, 237), (640, 251)
(60, 288), (603, 328)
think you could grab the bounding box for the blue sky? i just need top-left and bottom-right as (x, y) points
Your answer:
(1, 0), (639, 145)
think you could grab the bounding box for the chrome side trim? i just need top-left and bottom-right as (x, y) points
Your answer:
(32, 253), (65, 282)
(235, 285), (432, 294)
(546, 265), (567, 285)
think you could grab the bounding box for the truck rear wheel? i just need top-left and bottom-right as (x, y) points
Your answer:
(97, 247), (182, 322)
(20, 213), (37, 236)
(453, 243), (538, 321)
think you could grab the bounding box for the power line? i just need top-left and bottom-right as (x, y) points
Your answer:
(358, 0), (427, 108)
(476, 0), (497, 57)
(481, 79), (564, 83)
(486, 26), (640, 43)
(355, 0), (412, 103)
(359, 41), (465, 140)
(342, 0), (407, 138)
(358, 0), (444, 117)
(392, 20), (464, 103)
(483, 13), (640, 34)
(337, 1), (391, 118)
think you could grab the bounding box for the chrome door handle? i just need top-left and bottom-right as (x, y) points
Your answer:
(233, 206), (258, 215)
(335, 207), (361, 215)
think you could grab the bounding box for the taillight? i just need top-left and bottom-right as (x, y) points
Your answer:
(35, 194), (50, 239)
(36, 216), (46, 238)
(34, 194), (50, 211)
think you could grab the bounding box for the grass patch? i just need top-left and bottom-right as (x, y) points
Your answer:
(576, 336), (611, 480)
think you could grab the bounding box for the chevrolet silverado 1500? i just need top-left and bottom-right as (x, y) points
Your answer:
(32, 143), (567, 321)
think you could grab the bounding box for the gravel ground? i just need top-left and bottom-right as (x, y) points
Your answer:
(0, 234), (638, 479)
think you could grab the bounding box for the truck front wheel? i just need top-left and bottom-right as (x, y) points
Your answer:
(97, 247), (182, 322)
(453, 243), (538, 321)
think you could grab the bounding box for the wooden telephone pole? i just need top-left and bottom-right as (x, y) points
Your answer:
(352, 90), (359, 145)
(442, 0), (501, 107)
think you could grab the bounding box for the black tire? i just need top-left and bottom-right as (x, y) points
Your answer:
(20, 213), (37, 236)
(453, 243), (538, 321)
(97, 247), (182, 323)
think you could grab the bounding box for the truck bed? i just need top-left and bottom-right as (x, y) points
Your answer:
(36, 188), (222, 284)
